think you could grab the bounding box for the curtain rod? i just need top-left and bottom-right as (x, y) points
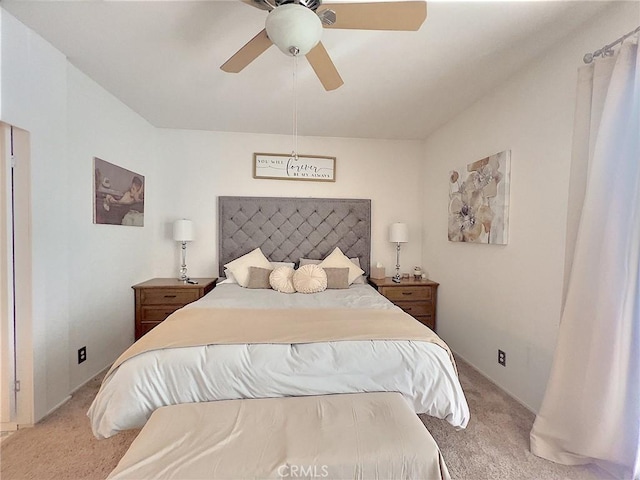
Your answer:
(583, 25), (640, 64)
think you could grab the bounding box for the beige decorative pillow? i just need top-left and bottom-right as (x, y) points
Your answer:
(323, 267), (349, 289)
(246, 267), (273, 289)
(224, 248), (272, 288)
(292, 264), (327, 294)
(269, 266), (296, 294)
(318, 247), (364, 285)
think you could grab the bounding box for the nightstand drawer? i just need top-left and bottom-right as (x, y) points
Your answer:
(141, 306), (183, 322)
(395, 302), (431, 316)
(138, 321), (162, 337)
(382, 286), (432, 302)
(141, 289), (200, 305)
(415, 315), (435, 330)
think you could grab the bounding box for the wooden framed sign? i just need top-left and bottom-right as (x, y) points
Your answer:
(253, 153), (336, 182)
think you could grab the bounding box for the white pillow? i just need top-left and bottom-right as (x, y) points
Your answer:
(269, 266), (296, 294)
(223, 248), (272, 288)
(292, 264), (327, 294)
(299, 258), (321, 266)
(218, 268), (237, 284)
(271, 261), (295, 269)
(318, 247), (364, 285)
(347, 257), (366, 284)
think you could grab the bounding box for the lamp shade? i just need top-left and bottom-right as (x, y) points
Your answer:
(389, 223), (409, 243)
(265, 4), (322, 56)
(173, 219), (194, 242)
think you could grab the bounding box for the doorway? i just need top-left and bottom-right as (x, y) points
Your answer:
(1, 122), (33, 430)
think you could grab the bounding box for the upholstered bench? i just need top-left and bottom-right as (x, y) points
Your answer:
(108, 392), (450, 480)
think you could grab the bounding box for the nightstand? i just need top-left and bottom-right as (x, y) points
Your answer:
(368, 277), (439, 331)
(132, 278), (217, 340)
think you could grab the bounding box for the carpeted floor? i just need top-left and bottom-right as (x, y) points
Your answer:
(1, 357), (612, 480)
(0, 375), (139, 480)
(420, 359), (611, 480)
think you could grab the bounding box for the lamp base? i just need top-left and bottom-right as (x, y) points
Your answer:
(393, 243), (402, 283)
(178, 269), (189, 282)
(178, 242), (189, 282)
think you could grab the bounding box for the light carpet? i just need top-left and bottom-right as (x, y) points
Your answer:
(420, 358), (611, 479)
(1, 357), (611, 479)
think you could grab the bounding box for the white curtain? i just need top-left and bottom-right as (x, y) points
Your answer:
(530, 40), (639, 479)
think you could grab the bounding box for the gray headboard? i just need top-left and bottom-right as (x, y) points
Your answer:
(218, 196), (371, 277)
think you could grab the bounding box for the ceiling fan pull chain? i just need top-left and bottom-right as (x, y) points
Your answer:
(292, 54), (299, 160)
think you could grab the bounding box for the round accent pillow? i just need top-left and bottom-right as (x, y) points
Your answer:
(292, 264), (327, 294)
(269, 266), (296, 294)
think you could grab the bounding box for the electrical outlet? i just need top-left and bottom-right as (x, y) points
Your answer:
(498, 349), (506, 367)
(78, 346), (87, 364)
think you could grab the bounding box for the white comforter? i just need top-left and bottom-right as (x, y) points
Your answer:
(88, 284), (469, 439)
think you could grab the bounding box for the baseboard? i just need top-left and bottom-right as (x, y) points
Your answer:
(1, 422), (18, 432)
(69, 364), (111, 396)
(43, 395), (71, 419)
(452, 350), (537, 415)
(34, 365), (112, 425)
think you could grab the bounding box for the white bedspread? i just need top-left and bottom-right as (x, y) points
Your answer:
(88, 284), (469, 438)
(192, 282), (397, 310)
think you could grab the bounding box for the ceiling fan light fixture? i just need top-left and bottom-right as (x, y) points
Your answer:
(265, 4), (322, 56)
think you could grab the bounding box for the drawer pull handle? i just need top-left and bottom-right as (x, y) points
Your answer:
(402, 292), (413, 296)
(164, 295), (177, 298)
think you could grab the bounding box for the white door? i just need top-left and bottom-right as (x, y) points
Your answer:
(0, 122), (33, 430)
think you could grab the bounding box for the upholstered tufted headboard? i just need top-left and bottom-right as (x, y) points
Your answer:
(218, 196), (371, 277)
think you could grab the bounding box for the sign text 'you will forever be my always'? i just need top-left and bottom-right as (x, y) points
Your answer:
(253, 153), (336, 182)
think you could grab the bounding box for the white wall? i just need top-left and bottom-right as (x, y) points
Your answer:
(152, 130), (424, 279)
(2, 10), (70, 420)
(421, 1), (640, 412)
(1, 10), (157, 420)
(65, 66), (157, 390)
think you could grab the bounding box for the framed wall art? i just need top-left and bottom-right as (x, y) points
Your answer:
(253, 153), (336, 182)
(93, 157), (145, 226)
(448, 150), (511, 244)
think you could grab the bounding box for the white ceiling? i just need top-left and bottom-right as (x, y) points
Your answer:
(2, 0), (613, 140)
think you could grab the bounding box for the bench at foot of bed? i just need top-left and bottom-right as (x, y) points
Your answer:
(107, 392), (451, 480)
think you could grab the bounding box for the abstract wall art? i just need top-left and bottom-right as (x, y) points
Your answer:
(448, 150), (511, 244)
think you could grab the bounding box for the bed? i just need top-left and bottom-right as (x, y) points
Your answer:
(88, 196), (469, 439)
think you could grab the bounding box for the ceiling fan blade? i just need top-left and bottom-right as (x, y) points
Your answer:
(322, 1), (427, 31)
(306, 42), (344, 91)
(221, 29), (273, 73)
(240, 0), (271, 11)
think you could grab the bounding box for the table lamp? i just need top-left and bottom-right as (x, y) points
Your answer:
(173, 219), (194, 282)
(389, 223), (409, 283)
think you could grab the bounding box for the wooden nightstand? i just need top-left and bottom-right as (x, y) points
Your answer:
(132, 278), (217, 340)
(368, 277), (439, 331)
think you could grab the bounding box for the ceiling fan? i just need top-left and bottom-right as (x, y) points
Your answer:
(221, 0), (427, 91)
